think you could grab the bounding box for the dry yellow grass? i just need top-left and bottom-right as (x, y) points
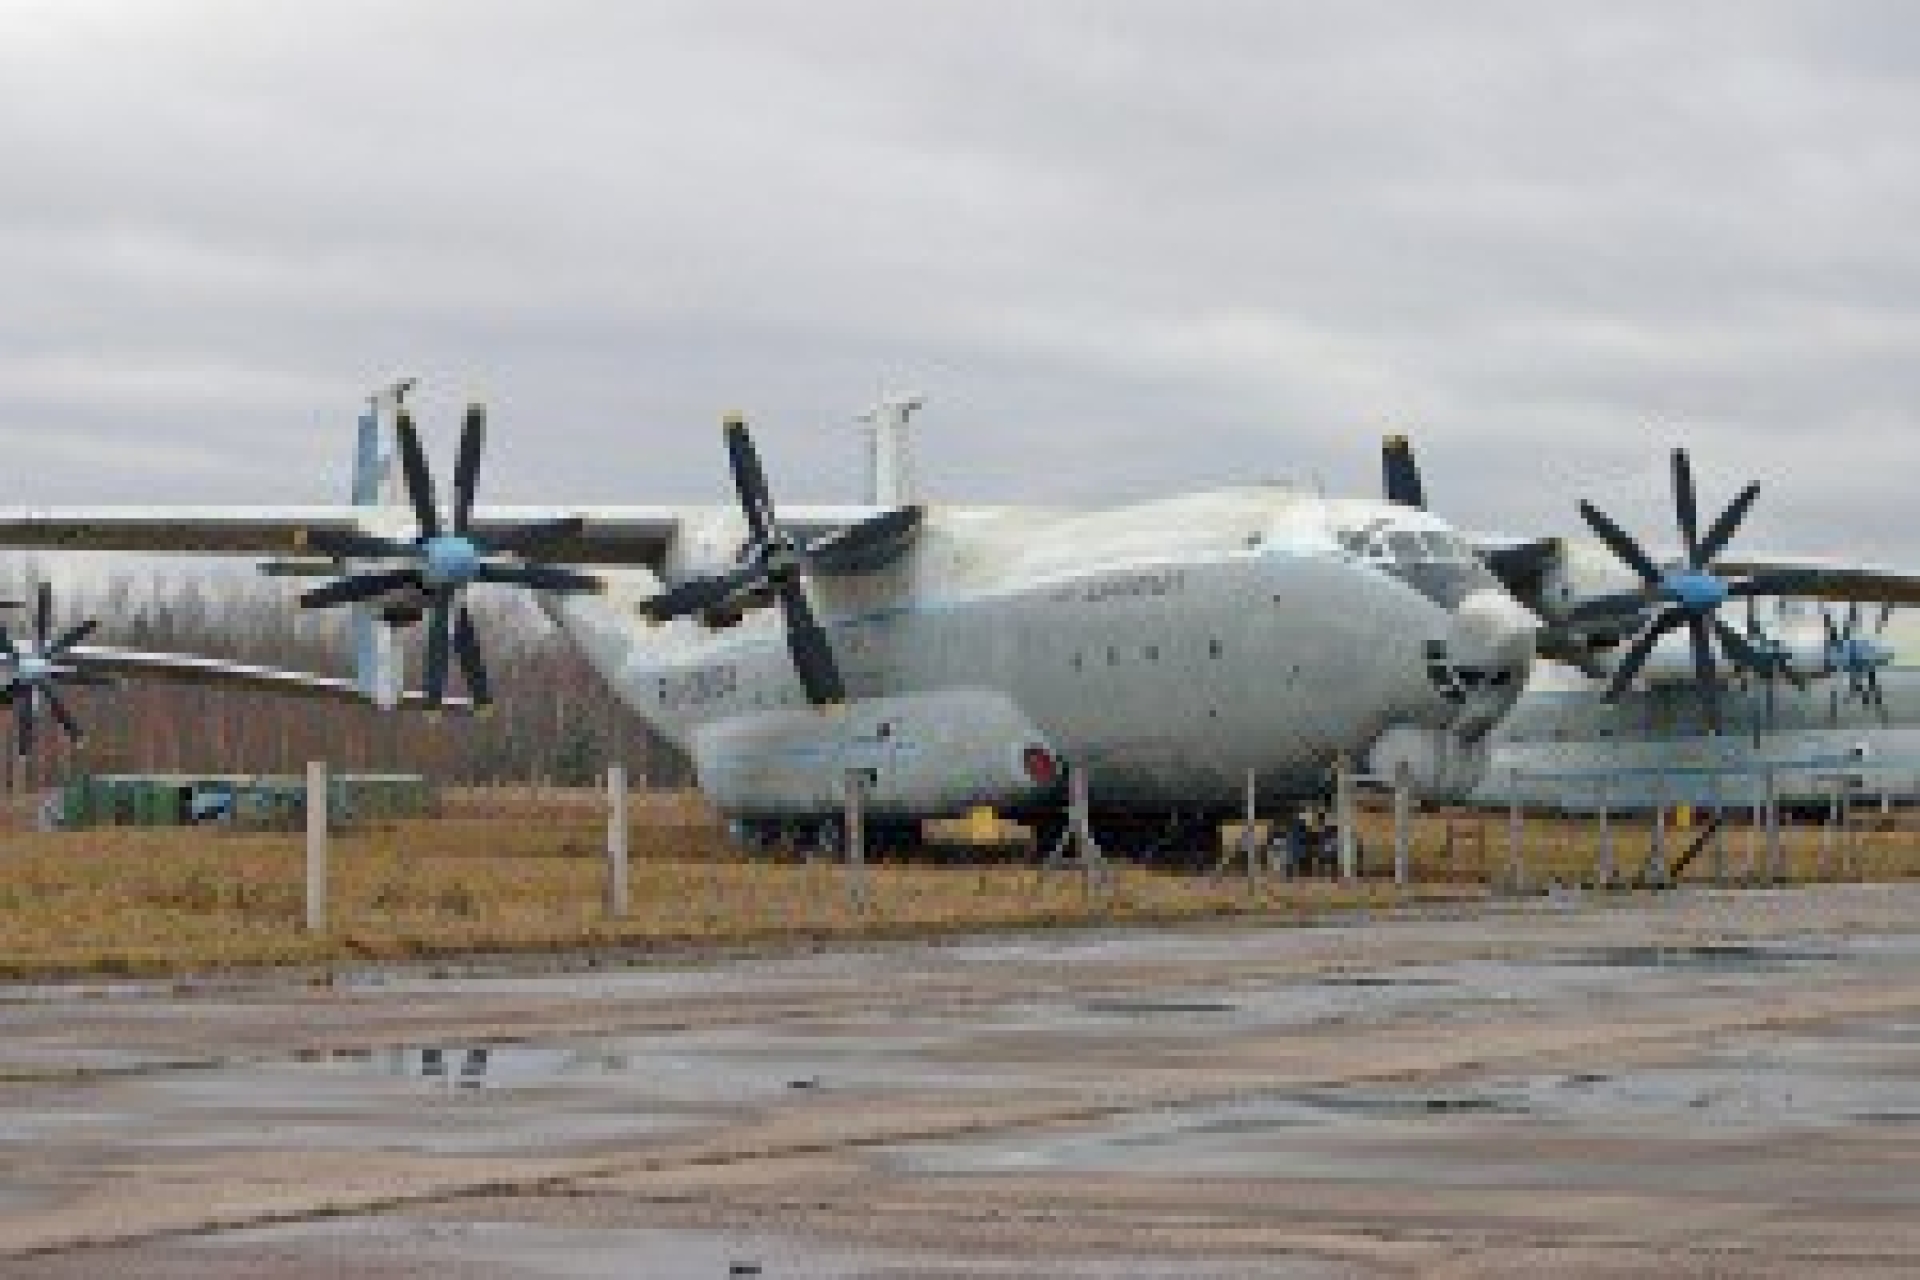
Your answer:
(2, 795), (1915, 980)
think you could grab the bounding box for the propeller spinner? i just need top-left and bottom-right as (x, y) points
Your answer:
(296, 403), (603, 709)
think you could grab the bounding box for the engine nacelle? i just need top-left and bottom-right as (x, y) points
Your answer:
(692, 688), (1061, 819)
(1366, 723), (1490, 804)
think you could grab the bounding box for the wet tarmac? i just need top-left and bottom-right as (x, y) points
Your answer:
(5, 885), (1920, 1276)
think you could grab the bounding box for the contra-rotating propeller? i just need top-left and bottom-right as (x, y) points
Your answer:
(1566, 448), (1816, 735)
(296, 403), (603, 709)
(0, 581), (112, 757)
(640, 415), (922, 706)
(1822, 601), (1896, 725)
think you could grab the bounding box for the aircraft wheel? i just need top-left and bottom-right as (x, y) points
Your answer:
(814, 814), (846, 857)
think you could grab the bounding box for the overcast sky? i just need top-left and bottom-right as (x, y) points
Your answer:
(4, 1), (1918, 569)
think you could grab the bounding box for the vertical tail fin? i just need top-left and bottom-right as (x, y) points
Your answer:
(351, 403), (403, 709)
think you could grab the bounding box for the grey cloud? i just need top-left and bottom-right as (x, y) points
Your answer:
(0, 0), (1915, 575)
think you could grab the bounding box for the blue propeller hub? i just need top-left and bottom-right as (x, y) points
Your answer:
(420, 535), (483, 589)
(1662, 569), (1729, 614)
(14, 655), (51, 683)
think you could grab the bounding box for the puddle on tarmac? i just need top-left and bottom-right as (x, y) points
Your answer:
(1545, 943), (1843, 972)
(1077, 999), (1240, 1016)
(885, 1015), (1920, 1177)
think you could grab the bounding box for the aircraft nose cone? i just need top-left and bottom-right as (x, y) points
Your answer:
(1450, 588), (1537, 674)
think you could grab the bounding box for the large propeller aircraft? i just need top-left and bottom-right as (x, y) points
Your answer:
(1383, 436), (1919, 789)
(0, 392), (1543, 849)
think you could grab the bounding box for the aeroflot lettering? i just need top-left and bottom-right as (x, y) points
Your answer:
(1078, 569), (1187, 603)
(660, 663), (738, 709)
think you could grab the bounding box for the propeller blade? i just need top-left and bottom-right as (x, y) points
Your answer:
(34, 581), (50, 653)
(1687, 615), (1721, 734)
(776, 575), (845, 705)
(1830, 685), (1841, 727)
(43, 688), (83, 745)
(1565, 589), (1655, 624)
(424, 597), (452, 709)
(1868, 668), (1889, 725)
(638, 566), (762, 622)
(724, 417), (779, 543)
(16, 690), (33, 758)
(48, 619), (97, 656)
(299, 568), (420, 611)
(0, 623), (19, 661)
(452, 403), (484, 535)
(804, 506), (924, 574)
(1823, 609), (1843, 651)
(1382, 435), (1425, 509)
(1697, 481), (1760, 566)
(1711, 616), (1765, 674)
(1604, 612), (1675, 703)
(453, 606), (491, 707)
(476, 516), (585, 557)
(1762, 664), (1777, 744)
(1672, 449), (1701, 565)
(475, 563), (602, 594)
(1577, 501), (1663, 586)
(394, 409), (442, 539)
(1877, 602), (1896, 635)
(300, 529), (416, 561)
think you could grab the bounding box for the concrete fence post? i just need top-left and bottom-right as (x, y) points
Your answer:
(305, 759), (328, 933)
(1392, 762), (1412, 887)
(1335, 754), (1357, 882)
(605, 762), (629, 918)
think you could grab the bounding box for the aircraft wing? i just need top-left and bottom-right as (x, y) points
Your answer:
(1712, 556), (1920, 606)
(0, 504), (884, 568)
(63, 646), (469, 709)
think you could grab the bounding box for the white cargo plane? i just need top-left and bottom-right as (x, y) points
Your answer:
(0, 399), (1538, 850)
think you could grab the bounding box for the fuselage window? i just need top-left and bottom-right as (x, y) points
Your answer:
(1106, 646), (1120, 666)
(1071, 652), (1083, 671)
(1209, 638), (1224, 659)
(1144, 644), (1159, 661)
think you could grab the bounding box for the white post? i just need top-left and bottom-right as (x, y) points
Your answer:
(605, 762), (629, 918)
(1392, 762), (1411, 887)
(1765, 769), (1783, 883)
(1507, 786), (1524, 894)
(1243, 767), (1262, 892)
(1596, 782), (1614, 889)
(305, 759), (328, 933)
(1335, 754), (1357, 881)
(843, 769), (869, 912)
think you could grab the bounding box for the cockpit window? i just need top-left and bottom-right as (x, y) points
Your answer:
(1387, 531), (1426, 563)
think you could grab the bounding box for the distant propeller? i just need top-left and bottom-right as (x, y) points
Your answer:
(297, 402), (603, 709)
(1822, 601), (1896, 725)
(641, 415), (924, 706)
(1739, 595), (1810, 745)
(1568, 448), (1818, 735)
(0, 581), (111, 757)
